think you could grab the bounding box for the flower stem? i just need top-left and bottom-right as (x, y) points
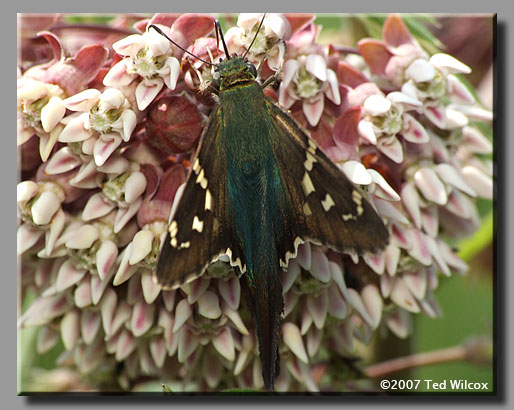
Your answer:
(365, 337), (492, 378)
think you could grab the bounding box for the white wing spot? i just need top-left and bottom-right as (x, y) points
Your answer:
(307, 138), (317, 154)
(171, 237), (178, 247)
(304, 151), (317, 171)
(342, 213), (356, 221)
(281, 237), (304, 268)
(352, 189), (362, 206)
(205, 189), (213, 211)
(321, 193), (335, 211)
(196, 168), (205, 185)
(192, 158), (200, 174)
(303, 202), (312, 216)
(192, 216), (204, 233)
(357, 205), (363, 216)
(301, 171), (315, 196)
(179, 241), (190, 249)
(200, 176), (208, 189)
(169, 220), (178, 237)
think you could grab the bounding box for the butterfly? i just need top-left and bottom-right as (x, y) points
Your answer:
(151, 17), (389, 391)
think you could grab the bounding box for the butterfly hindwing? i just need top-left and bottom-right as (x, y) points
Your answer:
(266, 99), (389, 264)
(155, 109), (246, 289)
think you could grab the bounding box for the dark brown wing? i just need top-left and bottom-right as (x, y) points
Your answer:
(266, 98), (389, 267)
(155, 109), (246, 289)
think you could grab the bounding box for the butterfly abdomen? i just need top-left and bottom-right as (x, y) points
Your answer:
(221, 84), (285, 390)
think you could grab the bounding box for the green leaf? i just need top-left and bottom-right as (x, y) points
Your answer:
(458, 211), (493, 261)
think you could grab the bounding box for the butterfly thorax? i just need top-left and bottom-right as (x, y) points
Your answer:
(216, 57), (257, 91)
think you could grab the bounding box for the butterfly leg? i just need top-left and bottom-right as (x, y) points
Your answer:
(260, 68), (283, 90)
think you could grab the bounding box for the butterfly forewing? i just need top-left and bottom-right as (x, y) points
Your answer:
(266, 99), (389, 264)
(155, 109), (246, 289)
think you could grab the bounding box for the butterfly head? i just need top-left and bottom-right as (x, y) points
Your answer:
(211, 56), (258, 91)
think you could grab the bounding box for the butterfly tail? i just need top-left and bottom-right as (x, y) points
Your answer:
(242, 265), (283, 391)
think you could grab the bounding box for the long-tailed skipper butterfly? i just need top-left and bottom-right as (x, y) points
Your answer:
(151, 16), (389, 391)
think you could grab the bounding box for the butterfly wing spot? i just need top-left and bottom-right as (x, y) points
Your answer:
(169, 220), (178, 237)
(357, 205), (364, 216)
(192, 157), (200, 173)
(342, 213), (356, 221)
(301, 171), (315, 196)
(196, 168), (205, 184)
(205, 189), (213, 210)
(321, 193), (335, 212)
(280, 236), (304, 268)
(304, 151), (317, 171)
(178, 241), (190, 249)
(192, 216), (204, 233)
(352, 189), (362, 206)
(171, 237), (178, 247)
(303, 202), (312, 216)
(307, 138), (317, 154)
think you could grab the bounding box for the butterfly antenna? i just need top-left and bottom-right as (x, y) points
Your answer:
(149, 24), (216, 67)
(215, 20), (231, 59)
(243, 13), (266, 58)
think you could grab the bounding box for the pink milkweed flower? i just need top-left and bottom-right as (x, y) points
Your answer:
(103, 28), (181, 111)
(279, 54), (340, 127)
(224, 13), (291, 71)
(60, 88), (137, 166)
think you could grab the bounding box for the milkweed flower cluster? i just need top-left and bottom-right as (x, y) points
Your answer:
(18, 13), (492, 392)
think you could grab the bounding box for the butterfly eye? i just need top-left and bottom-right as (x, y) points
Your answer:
(246, 62), (257, 78)
(212, 71), (221, 88)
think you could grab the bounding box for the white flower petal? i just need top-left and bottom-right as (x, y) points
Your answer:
(41, 96), (65, 132)
(96, 240), (118, 281)
(435, 163), (476, 197)
(363, 94), (391, 116)
(129, 230), (154, 265)
(120, 109), (137, 142)
(172, 299), (193, 333)
(430, 53), (471, 74)
(56, 260), (87, 292)
(197, 291), (221, 320)
(212, 326), (235, 362)
(65, 224), (99, 249)
(414, 167), (448, 205)
(325, 69), (341, 105)
(103, 59), (137, 87)
(341, 161), (372, 185)
(368, 169), (401, 201)
(112, 34), (144, 57)
(63, 89), (101, 112)
(17, 180), (39, 203)
(163, 57), (180, 90)
(302, 95), (324, 127)
(141, 271), (162, 304)
(31, 191), (61, 225)
(358, 120), (378, 144)
(45, 147), (82, 175)
(135, 78), (164, 111)
(93, 134), (122, 167)
(405, 59), (435, 83)
(305, 54), (327, 82)
(100, 88), (125, 109)
(82, 192), (116, 221)
(461, 165), (493, 199)
(17, 223), (43, 254)
(58, 114), (91, 143)
(282, 322), (308, 364)
(124, 171), (147, 203)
